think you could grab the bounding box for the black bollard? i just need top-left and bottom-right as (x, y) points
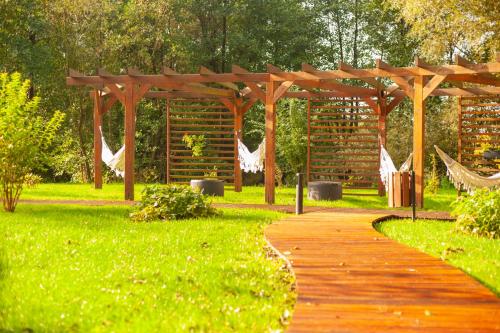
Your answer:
(410, 171), (416, 221)
(296, 173), (303, 215)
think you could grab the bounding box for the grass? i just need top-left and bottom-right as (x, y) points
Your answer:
(376, 219), (500, 295)
(0, 205), (294, 332)
(22, 183), (458, 212)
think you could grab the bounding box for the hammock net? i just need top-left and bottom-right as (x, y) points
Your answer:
(379, 145), (413, 190)
(100, 127), (125, 177)
(238, 139), (265, 173)
(434, 145), (500, 193)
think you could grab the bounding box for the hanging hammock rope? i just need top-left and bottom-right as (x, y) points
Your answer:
(100, 127), (125, 177)
(379, 145), (413, 190)
(434, 145), (500, 193)
(238, 138), (265, 173)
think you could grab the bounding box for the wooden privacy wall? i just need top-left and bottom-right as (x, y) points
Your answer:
(458, 96), (500, 175)
(307, 98), (380, 194)
(166, 99), (236, 186)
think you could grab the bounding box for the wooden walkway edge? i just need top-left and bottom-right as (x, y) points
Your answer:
(265, 212), (500, 332)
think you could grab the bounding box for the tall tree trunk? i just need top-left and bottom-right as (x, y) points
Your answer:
(334, 8), (344, 62)
(352, 0), (359, 68)
(221, 1), (228, 73)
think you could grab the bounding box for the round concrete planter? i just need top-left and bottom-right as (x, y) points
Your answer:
(190, 179), (224, 197)
(307, 181), (342, 201)
(483, 150), (500, 160)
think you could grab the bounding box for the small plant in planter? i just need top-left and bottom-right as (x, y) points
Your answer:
(182, 134), (224, 196)
(182, 134), (206, 157)
(130, 184), (219, 222)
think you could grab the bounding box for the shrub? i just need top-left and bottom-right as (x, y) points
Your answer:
(130, 184), (219, 222)
(0, 72), (64, 212)
(425, 153), (440, 195)
(451, 188), (500, 239)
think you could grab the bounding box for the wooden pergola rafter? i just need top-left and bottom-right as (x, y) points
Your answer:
(68, 54), (500, 207)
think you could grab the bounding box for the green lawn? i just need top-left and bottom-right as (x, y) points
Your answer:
(0, 205), (294, 332)
(376, 219), (500, 295)
(22, 183), (457, 212)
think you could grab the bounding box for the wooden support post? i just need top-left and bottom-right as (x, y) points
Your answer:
(234, 100), (243, 192)
(166, 98), (171, 184)
(306, 97), (311, 183)
(413, 76), (425, 208)
(265, 80), (277, 204)
(93, 90), (103, 189)
(377, 96), (387, 196)
(124, 83), (136, 201)
(457, 96), (463, 196)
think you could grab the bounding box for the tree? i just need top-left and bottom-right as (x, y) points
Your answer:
(386, 0), (500, 62)
(0, 73), (64, 211)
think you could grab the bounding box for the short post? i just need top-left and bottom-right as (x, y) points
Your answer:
(296, 173), (303, 215)
(410, 171), (416, 221)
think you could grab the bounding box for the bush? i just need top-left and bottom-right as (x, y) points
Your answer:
(130, 184), (219, 222)
(425, 153), (440, 195)
(451, 188), (500, 239)
(0, 72), (64, 212)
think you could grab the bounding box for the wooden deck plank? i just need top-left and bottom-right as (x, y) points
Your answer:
(265, 212), (500, 332)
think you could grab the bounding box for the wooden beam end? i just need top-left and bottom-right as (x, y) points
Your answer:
(162, 66), (178, 75)
(127, 67), (143, 76)
(69, 69), (84, 77)
(267, 64), (282, 74)
(301, 63), (316, 72)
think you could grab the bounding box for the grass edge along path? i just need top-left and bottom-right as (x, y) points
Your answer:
(21, 183), (458, 212)
(0, 205), (295, 332)
(376, 218), (500, 296)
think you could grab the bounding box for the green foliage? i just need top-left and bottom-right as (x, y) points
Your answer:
(387, 0), (499, 62)
(451, 188), (500, 239)
(0, 72), (64, 211)
(276, 99), (308, 184)
(182, 134), (206, 157)
(130, 184), (219, 222)
(426, 153), (440, 195)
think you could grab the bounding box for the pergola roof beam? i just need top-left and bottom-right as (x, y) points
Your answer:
(339, 61), (383, 90)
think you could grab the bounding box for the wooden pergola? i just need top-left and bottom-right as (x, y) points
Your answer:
(67, 54), (500, 207)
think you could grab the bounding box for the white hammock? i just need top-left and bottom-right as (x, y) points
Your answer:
(434, 145), (500, 193)
(379, 145), (413, 190)
(238, 138), (265, 173)
(100, 127), (125, 177)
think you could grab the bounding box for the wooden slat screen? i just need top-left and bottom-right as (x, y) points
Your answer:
(307, 98), (380, 194)
(459, 96), (500, 176)
(167, 99), (236, 186)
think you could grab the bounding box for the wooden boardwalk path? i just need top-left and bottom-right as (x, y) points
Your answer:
(265, 212), (500, 332)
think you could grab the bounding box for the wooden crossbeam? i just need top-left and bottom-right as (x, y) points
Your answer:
(266, 64), (295, 102)
(68, 60), (500, 88)
(433, 86), (500, 96)
(339, 61), (382, 90)
(273, 80), (294, 103)
(423, 74), (447, 99)
(162, 67), (234, 97)
(446, 74), (500, 86)
(453, 55), (500, 86)
(376, 59), (414, 100)
(199, 66), (240, 91)
(386, 95), (405, 114)
(102, 95), (118, 115)
(232, 65), (266, 102)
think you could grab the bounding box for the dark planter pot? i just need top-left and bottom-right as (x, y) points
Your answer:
(308, 181), (342, 201)
(483, 150), (500, 160)
(190, 179), (224, 197)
